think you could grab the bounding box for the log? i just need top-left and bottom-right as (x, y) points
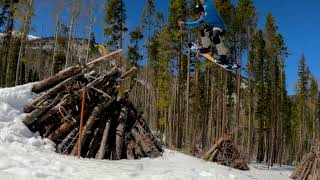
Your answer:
(298, 157), (314, 180)
(135, 116), (162, 153)
(86, 126), (105, 158)
(32, 66), (82, 94)
(126, 140), (135, 160)
(120, 66), (138, 79)
(43, 123), (60, 137)
(32, 49), (123, 94)
(25, 51), (123, 113)
(209, 149), (219, 161)
(48, 120), (77, 143)
(95, 118), (111, 159)
(24, 73), (83, 113)
(57, 127), (79, 154)
(291, 155), (308, 179)
(23, 93), (64, 126)
(114, 107), (128, 160)
(291, 153), (315, 179)
(71, 96), (116, 156)
(86, 49), (123, 69)
(202, 137), (226, 160)
(23, 94), (72, 127)
(131, 123), (161, 158)
(87, 67), (120, 88)
(134, 142), (145, 158)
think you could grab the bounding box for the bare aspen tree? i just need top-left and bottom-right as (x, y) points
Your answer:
(85, 0), (96, 63)
(51, 0), (64, 76)
(15, 0), (34, 86)
(65, 0), (80, 68)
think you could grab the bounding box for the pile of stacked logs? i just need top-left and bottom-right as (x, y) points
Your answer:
(201, 135), (249, 170)
(291, 149), (320, 180)
(22, 50), (163, 160)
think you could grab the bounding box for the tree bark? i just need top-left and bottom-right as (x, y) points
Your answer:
(131, 123), (161, 158)
(71, 96), (116, 156)
(114, 107), (128, 160)
(202, 137), (225, 160)
(48, 120), (77, 143)
(51, 14), (60, 76)
(95, 118), (111, 159)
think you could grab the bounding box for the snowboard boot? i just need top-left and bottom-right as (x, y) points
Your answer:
(188, 42), (200, 53)
(230, 64), (241, 70)
(199, 47), (210, 54)
(219, 55), (228, 65)
(188, 42), (211, 54)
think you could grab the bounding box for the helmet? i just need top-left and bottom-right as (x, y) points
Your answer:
(194, 4), (204, 14)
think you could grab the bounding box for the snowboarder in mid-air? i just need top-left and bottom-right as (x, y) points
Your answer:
(179, 0), (239, 69)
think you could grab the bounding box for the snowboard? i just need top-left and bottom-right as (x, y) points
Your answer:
(188, 42), (241, 71)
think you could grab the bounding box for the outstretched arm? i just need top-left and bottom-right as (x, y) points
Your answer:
(185, 16), (205, 28)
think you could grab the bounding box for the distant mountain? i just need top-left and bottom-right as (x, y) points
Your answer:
(0, 31), (40, 40)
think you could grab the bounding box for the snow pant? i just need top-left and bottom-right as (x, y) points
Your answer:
(200, 27), (228, 56)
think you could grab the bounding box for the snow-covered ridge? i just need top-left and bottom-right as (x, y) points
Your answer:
(0, 84), (293, 180)
(0, 31), (40, 40)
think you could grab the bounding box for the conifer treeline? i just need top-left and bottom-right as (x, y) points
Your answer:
(0, 0), (319, 166)
(125, 0), (320, 166)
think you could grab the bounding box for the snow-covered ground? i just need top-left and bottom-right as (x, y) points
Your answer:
(0, 84), (294, 180)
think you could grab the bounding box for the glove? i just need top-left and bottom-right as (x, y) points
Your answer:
(178, 20), (185, 29)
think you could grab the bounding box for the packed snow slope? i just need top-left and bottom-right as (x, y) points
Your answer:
(0, 84), (294, 180)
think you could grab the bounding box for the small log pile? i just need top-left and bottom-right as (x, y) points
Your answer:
(22, 50), (163, 160)
(291, 149), (320, 180)
(201, 135), (249, 171)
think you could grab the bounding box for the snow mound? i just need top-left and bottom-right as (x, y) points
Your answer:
(0, 84), (293, 180)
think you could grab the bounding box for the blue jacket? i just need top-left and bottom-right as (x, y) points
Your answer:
(185, 0), (227, 31)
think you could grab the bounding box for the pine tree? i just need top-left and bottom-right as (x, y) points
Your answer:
(0, 0), (11, 86)
(215, 0), (233, 26)
(264, 13), (279, 165)
(275, 33), (289, 165)
(215, 0), (236, 142)
(128, 28), (143, 66)
(250, 30), (266, 162)
(296, 54), (310, 161)
(168, 0), (187, 148)
(235, 0), (257, 145)
(0, 0), (18, 87)
(5, 37), (20, 87)
(142, 0), (156, 54)
(104, 0), (126, 51)
(316, 92), (320, 144)
(140, 0), (158, 130)
(309, 76), (318, 146)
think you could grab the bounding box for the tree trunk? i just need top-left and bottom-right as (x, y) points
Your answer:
(65, 0), (78, 68)
(235, 65), (241, 145)
(51, 14), (60, 76)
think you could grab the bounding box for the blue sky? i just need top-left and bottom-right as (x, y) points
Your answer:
(30, 0), (320, 95)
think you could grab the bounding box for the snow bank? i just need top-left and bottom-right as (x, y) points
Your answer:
(0, 84), (294, 180)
